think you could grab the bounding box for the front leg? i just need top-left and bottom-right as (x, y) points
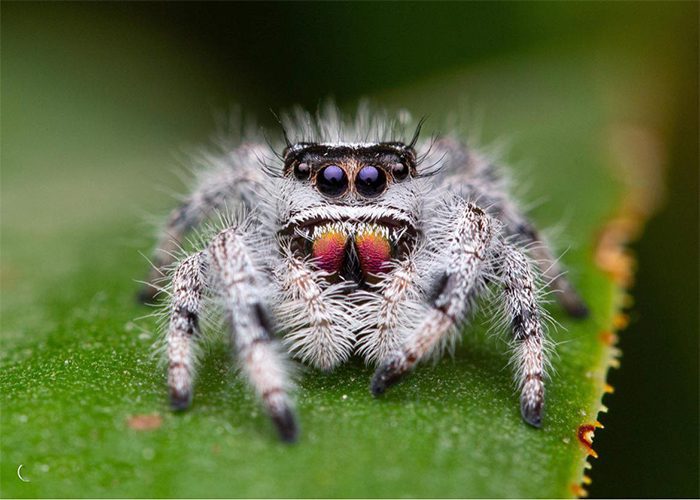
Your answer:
(275, 254), (356, 371)
(355, 257), (424, 366)
(208, 227), (298, 442)
(371, 202), (495, 394)
(371, 204), (550, 427)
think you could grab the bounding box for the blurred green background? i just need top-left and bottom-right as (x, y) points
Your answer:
(2, 2), (697, 498)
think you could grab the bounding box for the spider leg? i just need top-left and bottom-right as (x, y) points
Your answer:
(355, 258), (424, 366)
(510, 221), (588, 318)
(208, 227), (297, 442)
(371, 202), (494, 395)
(496, 242), (548, 427)
(434, 137), (588, 318)
(139, 146), (265, 303)
(275, 255), (355, 371)
(166, 252), (207, 410)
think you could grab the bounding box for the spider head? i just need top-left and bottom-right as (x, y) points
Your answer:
(279, 142), (424, 284)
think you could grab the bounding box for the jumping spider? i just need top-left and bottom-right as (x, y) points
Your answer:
(140, 105), (588, 442)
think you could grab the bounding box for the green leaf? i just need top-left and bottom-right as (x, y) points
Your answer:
(1, 19), (672, 499)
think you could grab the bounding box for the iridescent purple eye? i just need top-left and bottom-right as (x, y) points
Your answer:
(356, 165), (386, 198)
(317, 165), (348, 197)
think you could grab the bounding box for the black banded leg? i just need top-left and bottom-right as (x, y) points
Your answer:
(515, 222), (588, 319)
(139, 203), (196, 304)
(372, 202), (495, 395)
(139, 154), (265, 304)
(167, 252), (207, 410)
(432, 138), (588, 319)
(209, 227), (298, 443)
(371, 309), (453, 395)
(499, 243), (547, 427)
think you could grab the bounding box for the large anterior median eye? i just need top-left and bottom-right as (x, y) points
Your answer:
(317, 165), (348, 197)
(356, 165), (387, 198)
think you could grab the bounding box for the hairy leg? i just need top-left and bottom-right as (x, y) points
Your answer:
(497, 242), (548, 427)
(434, 137), (588, 317)
(275, 255), (355, 371)
(509, 221), (588, 317)
(166, 252), (207, 410)
(355, 257), (425, 365)
(139, 146), (266, 303)
(371, 202), (494, 394)
(208, 226), (297, 442)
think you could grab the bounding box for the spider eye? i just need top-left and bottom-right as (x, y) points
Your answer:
(317, 165), (348, 197)
(294, 162), (310, 180)
(391, 162), (409, 181)
(356, 165), (387, 198)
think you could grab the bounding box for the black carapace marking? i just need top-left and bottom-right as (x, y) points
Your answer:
(283, 142), (417, 177)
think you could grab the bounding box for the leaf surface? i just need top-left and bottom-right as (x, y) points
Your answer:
(1, 29), (672, 498)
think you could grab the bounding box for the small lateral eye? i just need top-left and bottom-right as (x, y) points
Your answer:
(356, 165), (387, 198)
(294, 162), (310, 180)
(391, 162), (409, 181)
(317, 165), (348, 197)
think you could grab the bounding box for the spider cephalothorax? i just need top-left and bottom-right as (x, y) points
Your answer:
(280, 142), (420, 286)
(140, 105), (588, 442)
